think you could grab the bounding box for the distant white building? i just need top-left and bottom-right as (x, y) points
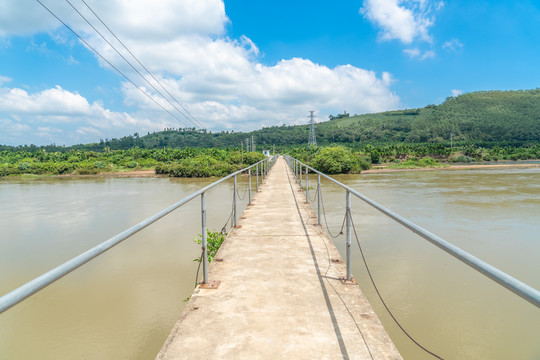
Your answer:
(262, 150), (271, 157)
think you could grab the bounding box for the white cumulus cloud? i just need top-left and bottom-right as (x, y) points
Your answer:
(361, 0), (443, 44)
(0, 85), (168, 145)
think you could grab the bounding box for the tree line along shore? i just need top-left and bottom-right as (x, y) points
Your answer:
(1, 144), (539, 178)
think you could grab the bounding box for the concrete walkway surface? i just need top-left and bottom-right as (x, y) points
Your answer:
(156, 157), (402, 360)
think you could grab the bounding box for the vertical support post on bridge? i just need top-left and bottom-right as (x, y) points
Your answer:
(346, 190), (352, 282)
(317, 173), (321, 225)
(201, 192), (208, 284)
(256, 163), (259, 192)
(299, 164), (302, 188)
(305, 167), (309, 202)
(233, 174), (237, 227)
(248, 167), (251, 204)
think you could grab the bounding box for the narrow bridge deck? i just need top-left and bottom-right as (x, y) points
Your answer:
(157, 157), (402, 359)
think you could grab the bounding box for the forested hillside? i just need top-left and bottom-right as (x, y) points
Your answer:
(133, 88), (540, 148)
(315, 89), (540, 145)
(1, 89), (538, 152)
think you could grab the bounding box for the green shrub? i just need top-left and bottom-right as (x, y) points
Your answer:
(193, 229), (226, 263)
(17, 162), (30, 171)
(312, 147), (367, 174)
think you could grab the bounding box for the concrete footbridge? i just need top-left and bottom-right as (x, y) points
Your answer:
(157, 156), (401, 359)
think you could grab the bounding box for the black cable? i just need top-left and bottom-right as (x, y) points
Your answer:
(194, 250), (203, 286)
(319, 185), (347, 238)
(308, 182), (318, 202)
(64, 0), (201, 129)
(235, 177), (249, 201)
(349, 210), (444, 359)
(79, 0), (204, 129)
(35, 0), (189, 127)
(220, 202), (234, 234)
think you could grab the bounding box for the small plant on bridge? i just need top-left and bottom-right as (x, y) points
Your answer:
(193, 229), (226, 263)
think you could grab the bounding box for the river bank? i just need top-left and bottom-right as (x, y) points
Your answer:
(2, 160), (539, 179)
(363, 161), (540, 174)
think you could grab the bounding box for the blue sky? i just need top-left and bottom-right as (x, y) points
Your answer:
(1, 0), (539, 146)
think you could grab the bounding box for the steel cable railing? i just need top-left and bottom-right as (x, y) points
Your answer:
(284, 155), (540, 309)
(0, 156), (277, 314)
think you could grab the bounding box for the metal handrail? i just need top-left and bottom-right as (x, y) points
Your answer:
(0, 156), (277, 314)
(284, 155), (540, 308)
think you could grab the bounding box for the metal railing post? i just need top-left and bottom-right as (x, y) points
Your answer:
(317, 174), (321, 225)
(201, 192), (208, 284)
(299, 164), (302, 188)
(233, 174), (237, 227)
(305, 167), (309, 202)
(248, 167), (252, 204)
(256, 163), (259, 192)
(346, 190), (352, 281)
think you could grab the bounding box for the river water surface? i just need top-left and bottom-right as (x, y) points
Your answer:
(1, 167), (539, 359)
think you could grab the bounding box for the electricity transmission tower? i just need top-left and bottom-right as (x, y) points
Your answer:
(308, 111), (317, 146)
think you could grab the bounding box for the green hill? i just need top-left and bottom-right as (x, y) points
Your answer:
(131, 88), (539, 149)
(316, 89), (540, 145)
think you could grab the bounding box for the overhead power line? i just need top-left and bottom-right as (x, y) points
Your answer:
(34, 0), (192, 129)
(77, 0), (205, 129)
(64, 0), (203, 129)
